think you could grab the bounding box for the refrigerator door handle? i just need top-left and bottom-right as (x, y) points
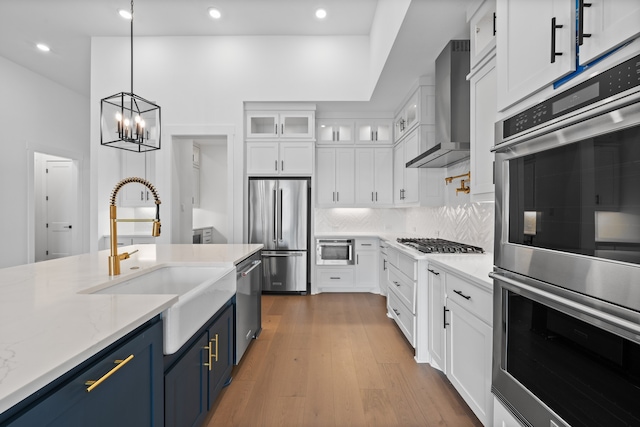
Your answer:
(279, 189), (283, 241)
(272, 189), (277, 243)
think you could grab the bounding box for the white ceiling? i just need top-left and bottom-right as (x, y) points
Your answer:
(0, 0), (472, 112)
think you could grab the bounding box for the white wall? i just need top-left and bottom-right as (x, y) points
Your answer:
(90, 35), (373, 247)
(0, 56), (89, 268)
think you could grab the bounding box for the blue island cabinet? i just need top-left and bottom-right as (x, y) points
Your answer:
(164, 301), (233, 427)
(3, 319), (164, 427)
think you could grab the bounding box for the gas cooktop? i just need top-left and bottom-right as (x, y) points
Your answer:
(396, 238), (484, 254)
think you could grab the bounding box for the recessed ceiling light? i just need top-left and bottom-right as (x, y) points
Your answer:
(118, 9), (132, 20)
(315, 8), (327, 19)
(208, 8), (222, 19)
(36, 43), (50, 52)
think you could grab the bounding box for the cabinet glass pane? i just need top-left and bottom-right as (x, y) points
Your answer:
(251, 117), (276, 134)
(359, 125), (373, 141)
(406, 104), (418, 127)
(318, 125), (334, 141)
(283, 116), (309, 135)
(336, 125), (351, 141)
(377, 124), (391, 141)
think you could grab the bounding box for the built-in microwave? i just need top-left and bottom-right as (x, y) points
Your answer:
(492, 53), (640, 427)
(316, 239), (354, 265)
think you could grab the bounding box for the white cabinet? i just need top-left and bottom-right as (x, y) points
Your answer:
(316, 267), (355, 292)
(427, 266), (446, 372)
(496, 0), (575, 110)
(579, 0), (640, 65)
(446, 298), (493, 426)
(355, 148), (393, 206)
(437, 267), (493, 427)
(394, 129), (443, 206)
(355, 238), (378, 291)
(355, 120), (393, 144)
(393, 132), (417, 204)
(316, 119), (353, 144)
(120, 151), (156, 207)
(394, 86), (435, 143)
(246, 111), (315, 140)
(469, 0), (496, 69)
(469, 55), (497, 201)
(246, 141), (313, 176)
(386, 246), (418, 347)
(378, 241), (389, 296)
(316, 147), (355, 206)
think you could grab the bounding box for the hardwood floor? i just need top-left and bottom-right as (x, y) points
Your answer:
(205, 293), (483, 427)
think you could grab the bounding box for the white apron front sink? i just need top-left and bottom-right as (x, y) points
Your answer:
(93, 266), (236, 354)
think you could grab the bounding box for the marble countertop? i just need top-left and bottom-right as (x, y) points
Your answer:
(0, 243), (262, 414)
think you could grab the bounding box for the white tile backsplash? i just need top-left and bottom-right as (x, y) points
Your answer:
(315, 208), (406, 233)
(315, 202), (494, 252)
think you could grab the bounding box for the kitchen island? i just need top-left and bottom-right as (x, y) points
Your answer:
(0, 244), (262, 416)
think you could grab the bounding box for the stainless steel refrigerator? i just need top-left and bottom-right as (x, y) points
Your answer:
(248, 178), (309, 293)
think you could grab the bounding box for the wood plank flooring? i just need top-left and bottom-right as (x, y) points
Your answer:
(205, 293), (483, 427)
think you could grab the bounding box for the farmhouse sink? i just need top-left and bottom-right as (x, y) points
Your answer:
(93, 266), (236, 354)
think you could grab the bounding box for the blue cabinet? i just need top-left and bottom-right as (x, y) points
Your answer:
(164, 301), (234, 427)
(3, 319), (164, 427)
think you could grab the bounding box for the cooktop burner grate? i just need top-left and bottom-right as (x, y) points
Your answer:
(396, 238), (484, 254)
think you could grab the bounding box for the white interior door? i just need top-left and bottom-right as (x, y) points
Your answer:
(46, 160), (74, 259)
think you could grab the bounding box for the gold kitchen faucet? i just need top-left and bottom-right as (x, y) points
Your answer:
(108, 177), (161, 276)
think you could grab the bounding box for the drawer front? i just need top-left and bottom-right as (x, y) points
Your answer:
(202, 228), (213, 237)
(356, 238), (378, 251)
(446, 273), (492, 325)
(317, 268), (355, 288)
(203, 236), (213, 244)
(387, 247), (399, 268)
(388, 264), (416, 313)
(387, 290), (416, 347)
(397, 252), (417, 280)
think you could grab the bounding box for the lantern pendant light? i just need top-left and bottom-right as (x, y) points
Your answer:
(100, 0), (161, 152)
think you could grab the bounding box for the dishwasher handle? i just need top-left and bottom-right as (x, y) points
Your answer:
(239, 259), (262, 277)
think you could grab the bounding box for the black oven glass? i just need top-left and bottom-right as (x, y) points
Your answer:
(505, 291), (640, 426)
(508, 124), (640, 264)
(321, 245), (349, 261)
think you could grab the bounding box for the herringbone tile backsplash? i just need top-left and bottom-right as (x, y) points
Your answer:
(315, 203), (494, 253)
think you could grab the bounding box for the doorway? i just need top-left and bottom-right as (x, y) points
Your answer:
(34, 153), (78, 261)
(171, 136), (230, 244)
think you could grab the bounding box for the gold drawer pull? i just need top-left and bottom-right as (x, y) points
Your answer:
(203, 334), (219, 371)
(85, 354), (134, 392)
(211, 334), (219, 362)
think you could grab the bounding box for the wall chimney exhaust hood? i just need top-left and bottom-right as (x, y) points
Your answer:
(406, 40), (470, 168)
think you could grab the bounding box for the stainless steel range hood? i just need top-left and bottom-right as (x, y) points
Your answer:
(406, 40), (470, 168)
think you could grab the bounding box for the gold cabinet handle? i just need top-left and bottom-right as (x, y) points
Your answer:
(203, 343), (213, 371)
(211, 334), (219, 362)
(85, 354), (134, 392)
(203, 334), (219, 371)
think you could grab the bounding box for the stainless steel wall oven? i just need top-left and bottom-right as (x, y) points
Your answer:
(492, 53), (640, 427)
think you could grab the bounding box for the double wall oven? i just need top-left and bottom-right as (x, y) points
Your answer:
(492, 54), (640, 427)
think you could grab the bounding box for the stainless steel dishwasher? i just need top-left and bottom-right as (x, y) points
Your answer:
(235, 251), (262, 363)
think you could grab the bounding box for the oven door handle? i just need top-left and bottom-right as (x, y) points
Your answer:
(490, 272), (640, 339)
